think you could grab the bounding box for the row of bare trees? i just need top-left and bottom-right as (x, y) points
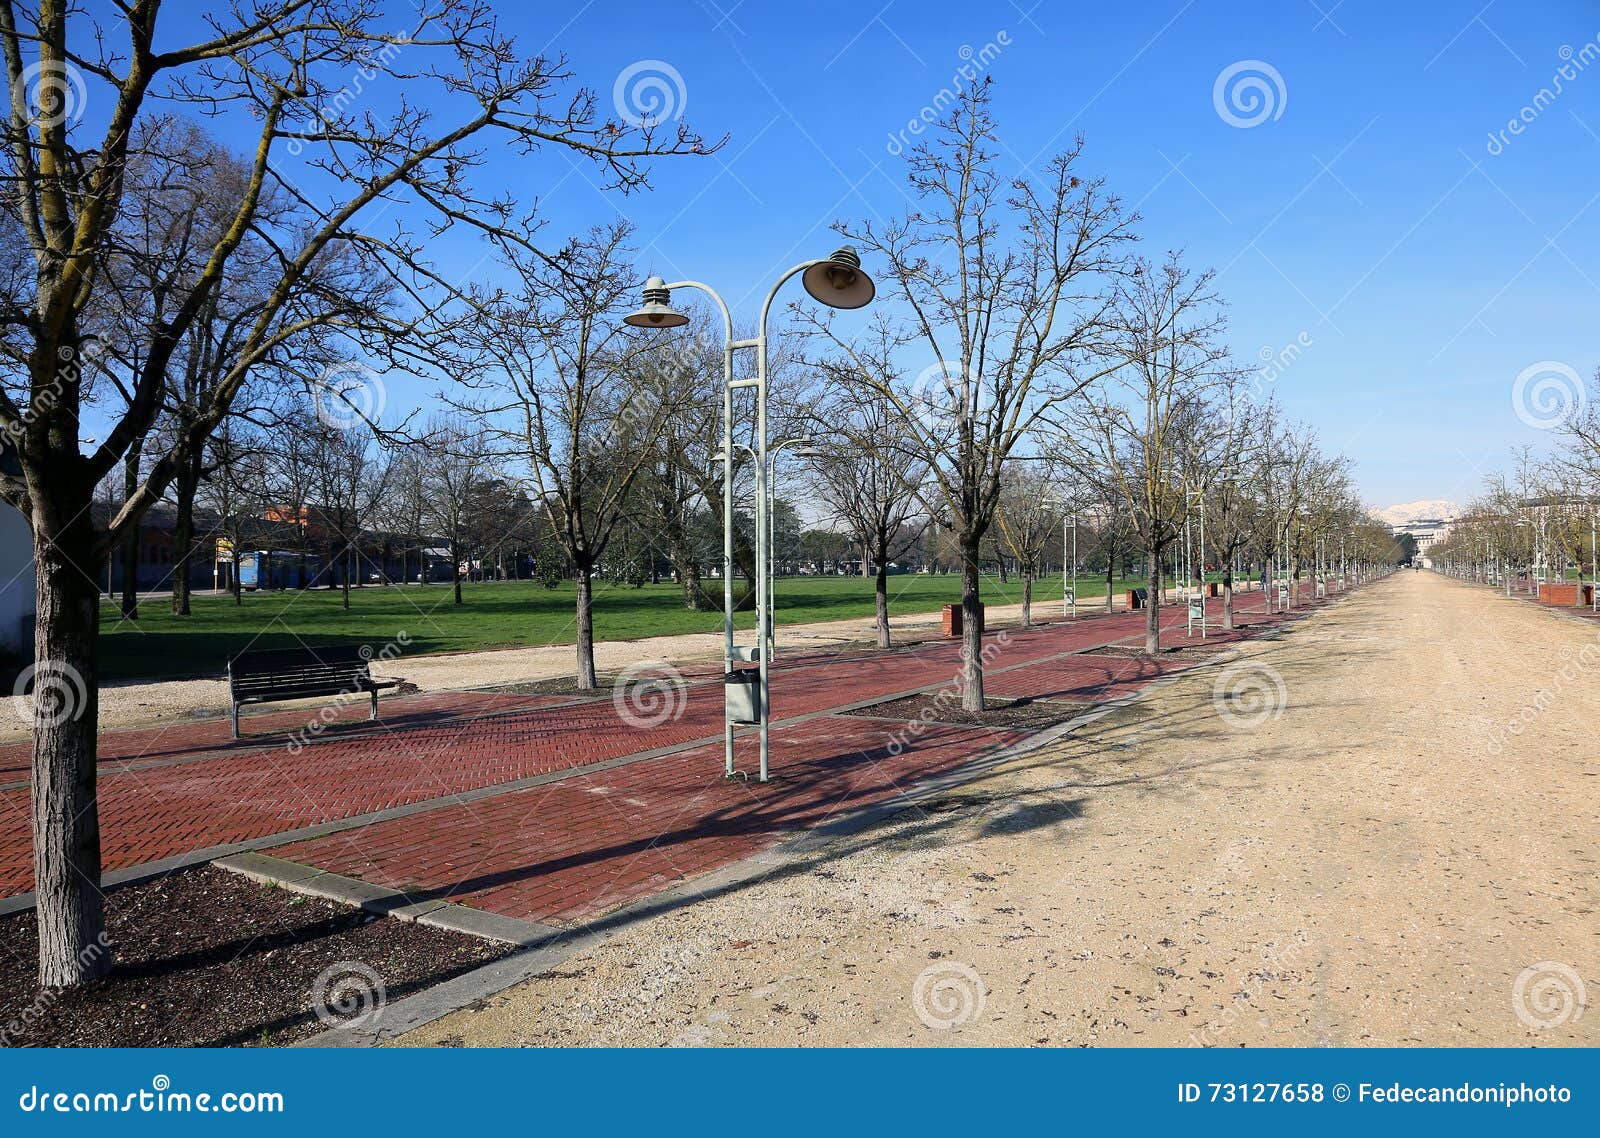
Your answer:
(789, 85), (1378, 704)
(0, 5), (1383, 993)
(1436, 386), (1600, 589)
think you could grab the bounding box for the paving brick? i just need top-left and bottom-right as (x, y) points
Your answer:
(0, 589), (1300, 899)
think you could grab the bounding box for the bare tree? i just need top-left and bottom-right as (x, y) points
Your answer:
(306, 421), (392, 608)
(194, 418), (277, 604)
(807, 365), (929, 647)
(994, 465), (1060, 630)
(419, 415), (495, 607)
(456, 225), (688, 688)
(0, 1), (712, 986)
(1204, 395), (1269, 630)
(1060, 254), (1232, 654)
(804, 84), (1134, 708)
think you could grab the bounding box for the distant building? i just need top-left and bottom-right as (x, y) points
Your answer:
(1391, 517), (1454, 565)
(0, 501), (33, 658)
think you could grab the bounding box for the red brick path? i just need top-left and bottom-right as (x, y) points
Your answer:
(1, 585), (1329, 923)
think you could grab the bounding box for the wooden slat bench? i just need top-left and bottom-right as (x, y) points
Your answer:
(226, 645), (403, 739)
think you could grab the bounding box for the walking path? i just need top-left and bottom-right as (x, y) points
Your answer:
(2, 585), (1320, 930)
(391, 571), (1597, 1047)
(37, 589), (1159, 739)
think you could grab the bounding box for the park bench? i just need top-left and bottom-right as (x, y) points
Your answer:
(226, 645), (403, 739)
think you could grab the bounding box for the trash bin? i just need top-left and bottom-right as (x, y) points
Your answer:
(941, 602), (984, 637)
(724, 669), (761, 724)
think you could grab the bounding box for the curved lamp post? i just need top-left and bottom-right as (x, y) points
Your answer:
(626, 248), (872, 782)
(717, 436), (824, 664)
(1042, 494), (1080, 620)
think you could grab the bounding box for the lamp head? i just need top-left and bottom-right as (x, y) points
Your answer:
(624, 277), (690, 329)
(802, 246), (874, 310)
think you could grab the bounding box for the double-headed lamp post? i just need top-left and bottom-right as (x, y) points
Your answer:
(720, 436), (826, 662)
(626, 248), (872, 782)
(1041, 496), (1079, 619)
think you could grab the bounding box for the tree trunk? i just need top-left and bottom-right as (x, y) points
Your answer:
(679, 558), (712, 611)
(731, 526), (759, 611)
(1021, 572), (1033, 629)
(30, 511), (111, 987)
(1144, 542), (1162, 655)
(575, 564), (597, 690)
(451, 537), (463, 605)
(1222, 563), (1235, 631)
(874, 558), (891, 649)
(118, 441), (140, 621)
(960, 536), (985, 712)
(231, 551), (242, 605)
(1106, 555), (1115, 613)
(169, 451), (202, 616)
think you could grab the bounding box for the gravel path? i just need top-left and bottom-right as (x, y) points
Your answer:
(394, 571), (1598, 1047)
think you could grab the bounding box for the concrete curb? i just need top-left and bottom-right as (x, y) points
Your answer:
(212, 851), (562, 948)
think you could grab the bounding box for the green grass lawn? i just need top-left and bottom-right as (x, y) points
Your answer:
(98, 570), (1149, 681)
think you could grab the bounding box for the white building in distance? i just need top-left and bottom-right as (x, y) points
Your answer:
(1391, 516), (1454, 564)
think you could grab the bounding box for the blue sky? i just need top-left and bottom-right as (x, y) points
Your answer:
(153, 0), (1600, 510)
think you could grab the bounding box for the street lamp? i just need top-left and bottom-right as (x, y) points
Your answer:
(625, 247), (873, 782)
(764, 436), (823, 659)
(1043, 496), (1080, 620)
(1179, 480), (1207, 634)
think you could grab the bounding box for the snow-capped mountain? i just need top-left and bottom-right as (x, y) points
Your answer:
(1375, 500), (1461, 525)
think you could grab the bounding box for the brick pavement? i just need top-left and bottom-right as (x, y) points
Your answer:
(1, 584), (1331, 917)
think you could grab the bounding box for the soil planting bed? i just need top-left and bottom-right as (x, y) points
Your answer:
(844, 693), (1094, 729)
(0, 865), (509, 1047)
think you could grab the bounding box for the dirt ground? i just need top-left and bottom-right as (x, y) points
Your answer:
(395, 571), (1598, 1047)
